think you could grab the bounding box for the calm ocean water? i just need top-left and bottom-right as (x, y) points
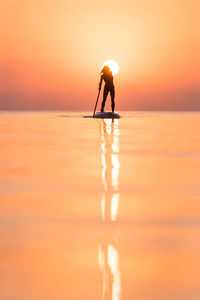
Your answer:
(0, 111), (200, 300)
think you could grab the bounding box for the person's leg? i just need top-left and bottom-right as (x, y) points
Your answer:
(101, 86), (109, 112)
(110, 87), (115, 112)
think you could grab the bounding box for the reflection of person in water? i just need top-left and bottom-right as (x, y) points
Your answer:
(99, 66), (115, 113)
(101, 119), (119, 221)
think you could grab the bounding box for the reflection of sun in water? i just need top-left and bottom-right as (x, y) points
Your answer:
(99, 118), (121, 300)
(102, 60), (119, 75)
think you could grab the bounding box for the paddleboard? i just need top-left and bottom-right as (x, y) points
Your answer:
(93, 112), (120, 119)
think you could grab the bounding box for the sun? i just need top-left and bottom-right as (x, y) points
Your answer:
(102, 60), (119, 76)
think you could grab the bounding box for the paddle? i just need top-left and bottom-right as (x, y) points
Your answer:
(93, 88), (101, 117)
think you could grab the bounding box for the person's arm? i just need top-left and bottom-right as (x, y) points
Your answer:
(99, 75), (103, 91)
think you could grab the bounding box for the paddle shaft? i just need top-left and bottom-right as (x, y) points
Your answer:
(93, 89), (101, 117)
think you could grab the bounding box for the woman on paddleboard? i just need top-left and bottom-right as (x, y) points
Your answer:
(99, 66), (115, 113)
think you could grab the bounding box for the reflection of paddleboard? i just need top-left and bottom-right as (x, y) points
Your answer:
(93, 112), (120, 119)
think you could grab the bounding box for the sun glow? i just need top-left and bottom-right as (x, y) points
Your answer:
(102, 60), (119, 76)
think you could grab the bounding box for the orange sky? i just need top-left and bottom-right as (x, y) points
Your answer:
(0, 0), (200, 110)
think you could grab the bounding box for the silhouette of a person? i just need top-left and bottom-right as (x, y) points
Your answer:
(99, 66), (115, 113)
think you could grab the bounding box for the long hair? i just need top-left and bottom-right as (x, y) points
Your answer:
(100, 65), (112, 75)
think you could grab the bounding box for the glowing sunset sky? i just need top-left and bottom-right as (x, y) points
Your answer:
(1, 0), (200, 110)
